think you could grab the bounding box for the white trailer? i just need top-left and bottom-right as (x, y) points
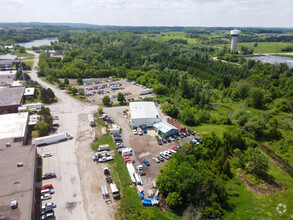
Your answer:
(99, 144), (110, 151)
(88, 114), (95, 127)
(35, 133), (70, 146)
(121, 148), (132, 156)
(139, 88), (153, 95)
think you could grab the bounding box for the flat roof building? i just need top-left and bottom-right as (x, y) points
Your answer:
(0, 54), (18, 60)
(0, 112), (29, 145)
(0, 139), (37, 220)
(153, 121), (179, 138)
(129, 102), (162, 127)
(0, 87), (25, 113)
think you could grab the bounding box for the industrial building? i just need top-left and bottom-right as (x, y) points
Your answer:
(0, 139), (37, 220)
(129, 102), (162, 127)
(230, 29), (241, 52)
(0, 112), (29, 145)
(0, 87), (25, 113)
(153, 121), (178, 138)
(0, 54), (21, 68)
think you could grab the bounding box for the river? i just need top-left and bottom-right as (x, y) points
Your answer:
(245, 56), (293, 68)
(18, 38), (58, 48)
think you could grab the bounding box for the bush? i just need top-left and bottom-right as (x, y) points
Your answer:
(98, 107), (103, 115)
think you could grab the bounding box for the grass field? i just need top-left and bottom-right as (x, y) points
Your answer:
(23, 60), (34, 67)
(190, 124), (232, 139)
(12, 52), (35, 58)
(139, 31), (197, 44)
(217, 42), (293, 53)
(224, 162), (293, 219)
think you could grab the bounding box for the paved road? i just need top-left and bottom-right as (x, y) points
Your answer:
(27, 52), (98, 219)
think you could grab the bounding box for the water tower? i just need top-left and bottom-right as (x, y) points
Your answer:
(230, 29), (241, 52)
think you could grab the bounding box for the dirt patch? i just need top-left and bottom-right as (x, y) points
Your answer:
(237, 172), (287, 195)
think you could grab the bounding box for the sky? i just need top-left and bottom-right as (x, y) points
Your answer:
(1, 0), (293, 27)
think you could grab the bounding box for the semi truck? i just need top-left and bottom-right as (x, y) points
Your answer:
(139, 88), (153, 95)
(88, 114), (95, 127)
(35, 133), (72, 146)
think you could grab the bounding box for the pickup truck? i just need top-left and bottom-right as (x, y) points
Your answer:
(99, 156), (113, 163)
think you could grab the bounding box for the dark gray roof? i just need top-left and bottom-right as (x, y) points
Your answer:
(0, 87), (25, 106)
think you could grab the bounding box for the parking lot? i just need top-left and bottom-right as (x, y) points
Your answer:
(104, 106), (195, 198)
(75, 80), (154, 103)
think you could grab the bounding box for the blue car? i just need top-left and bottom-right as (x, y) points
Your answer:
(143, 160), (150, 166)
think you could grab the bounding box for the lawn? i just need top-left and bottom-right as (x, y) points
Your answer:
(23, 60), (34, 67)
(12, 52), (35, 58)
(190, 124), (232, 139)
(139, 31), (197, 44)
(224, 163), (293, 219)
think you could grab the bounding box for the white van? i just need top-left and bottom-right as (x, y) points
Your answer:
(121, 148), (132, 156)
(110, 183), (120, 199)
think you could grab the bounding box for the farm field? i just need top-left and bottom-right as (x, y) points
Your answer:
(217, 42), (293, 53)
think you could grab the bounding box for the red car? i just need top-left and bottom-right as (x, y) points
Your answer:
(171, 147), (178, 151)
(41, 184), (53, 190)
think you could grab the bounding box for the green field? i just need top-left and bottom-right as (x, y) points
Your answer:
(224, 163), (293, 219)
(237, 42), (293, 53)
(190, 124), (232, 139)
(139, 32), (197, 44)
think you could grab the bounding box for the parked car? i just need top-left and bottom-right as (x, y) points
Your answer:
(41, 184), (53, 190)
(162, 138), (167, 143)
(133, 129), (137, 135)
(166, 137), (171, 142)
(99, 156), (113, 163)
(179, 133), (185, 138)
(186, 131), (190, 136)
(160, 152), (169, 160)
(171, 147), (178, 151)
(41, 207), (53, 215)
(138, 129), (143, 135)
(42, 153), (52, 158)
(139, 170), (146, 176)
(143, 160), (150, 166)
(158, 156), (164, 162)
(169, 136), (175, 141)
(41, 189), (55, 195)
(42, 202), (56, 210)
(188, 129), (195, 135)
(157, 139), (162, 145)
(41, 194), (52, 201)
(42, 173), (56, 180)
(106, 176), (113, 183)
(103, 167), (110, 175)
(153, 157), (160, 163)
(41, 212), (54, 220)
(173, 135), (179, 140)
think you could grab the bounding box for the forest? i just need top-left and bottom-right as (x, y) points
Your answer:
(2, 25), (292, 218)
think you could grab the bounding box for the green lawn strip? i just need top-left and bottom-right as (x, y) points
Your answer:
(12, 52), (35, 58)
(71, 94), (91, 103)
(39, 77), (56, 85)
(224, 162), (293, 219)
(36, 167), (42, 182)
(23, 60), (34, 67)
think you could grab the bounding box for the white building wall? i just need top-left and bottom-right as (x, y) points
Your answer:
(131, 118), (162, 127)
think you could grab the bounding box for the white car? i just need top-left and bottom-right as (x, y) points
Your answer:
(98, 156), (113, 163)
(42, 153), (52, 158)
(152, 157), (160, 163)
(41, 194), (52, 201)
(169, 136), (175, 141)
(41, 212), (54, 220)
(42, 202), (56, 210)
(133, 129), (137, 135)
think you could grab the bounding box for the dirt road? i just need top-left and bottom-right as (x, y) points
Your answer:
(28, 51), (113, 220)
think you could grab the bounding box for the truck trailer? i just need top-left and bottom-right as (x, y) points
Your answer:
(88, 114), (95, 127)
(139, 88), (153, 95)
(35, 133), (71, 146)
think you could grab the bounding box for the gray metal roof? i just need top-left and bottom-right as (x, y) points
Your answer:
(0, 87), (25, 106)
(0, 54), (18, 60)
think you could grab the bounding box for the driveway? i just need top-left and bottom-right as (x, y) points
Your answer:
(28, 51), (113, 220)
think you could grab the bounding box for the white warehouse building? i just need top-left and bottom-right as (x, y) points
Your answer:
(129, 102), (162, 127)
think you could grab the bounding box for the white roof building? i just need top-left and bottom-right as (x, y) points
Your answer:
(129, 102), (161, 127)
(0, 112), (29, 144)
(24, 88), (35, 96)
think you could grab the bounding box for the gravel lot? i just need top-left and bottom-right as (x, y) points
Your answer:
(75, 80), (154, 104)
(104, 106), (194, 197)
